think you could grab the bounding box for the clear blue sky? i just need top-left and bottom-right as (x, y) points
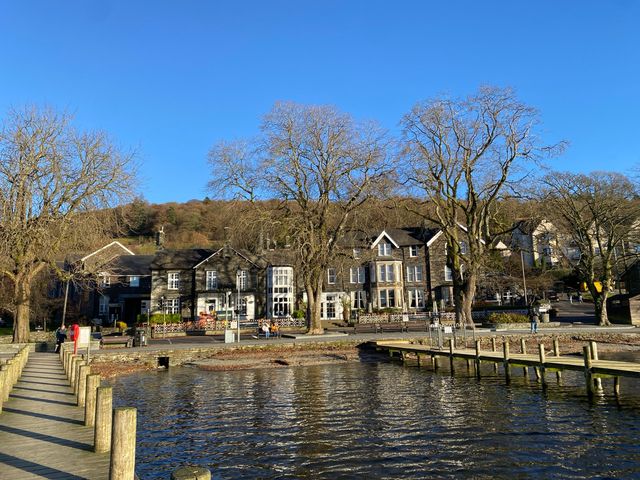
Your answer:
(1, 0), (639, 204)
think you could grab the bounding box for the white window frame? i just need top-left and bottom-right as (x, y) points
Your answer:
(408, 289), (425, 308)
(406, 265), (423, 282)
(378, 264), (394, 283)
(206, 270), (218, 290)
(166, 298), (180, 314)
(444, 265), (453, 282)
(168, 272), (180, 290)
(351, 290), (366, 309)
(350, 267), (365, 284)
(327, 268), (336, 284)
(353, 248), (361, 259)
(379, 288), (396, 308)
(238, 270), (248, 290)
(409, 245), (418, 257)
(378, 242), (392, 257)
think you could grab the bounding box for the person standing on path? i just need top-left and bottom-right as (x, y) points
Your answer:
(529, 305), (539, 334)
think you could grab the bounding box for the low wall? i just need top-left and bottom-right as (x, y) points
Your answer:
(486, 322), (561, 330)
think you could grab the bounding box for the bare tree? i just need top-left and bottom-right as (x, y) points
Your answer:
(0, 106), (137, 342)
(401, 86), (555, 324)
(209, 101), (391, 333)
(540, 171), (640, 325)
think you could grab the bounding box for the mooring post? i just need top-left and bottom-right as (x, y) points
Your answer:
(553, 337), (562, 382)
(94, 386), (113, 453)
(589, 341), (603, 392)
(432, 354), (438, 370)
(77, 365), (91, 407)
(614, 376), (621, 396)
(448, 338), (455, 372)
(475, 339), (481, 378)
(109, 407), (137, 480)
(539, 344), (547, 388)
(85, 374), (101, 427)
(520, 338), (528, 377)
(416, 353), (422, 367)
(583, 345), (594, 397)
(491, 337), (498, 372)
(503, 339), (511, 383)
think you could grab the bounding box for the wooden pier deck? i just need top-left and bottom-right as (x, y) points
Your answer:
(0, 352), (110, 479)
(376, 340), (640, 394)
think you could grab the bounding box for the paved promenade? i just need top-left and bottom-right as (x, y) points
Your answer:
(0, 353), (110, 479)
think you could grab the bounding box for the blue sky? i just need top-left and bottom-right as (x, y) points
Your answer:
(1, 0), (639, 204)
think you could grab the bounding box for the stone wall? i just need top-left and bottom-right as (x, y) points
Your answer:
(0, 331), (55, 344)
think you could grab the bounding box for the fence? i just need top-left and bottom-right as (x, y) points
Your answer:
(151, 316), (307, 336)
(357, 312), (457, 324)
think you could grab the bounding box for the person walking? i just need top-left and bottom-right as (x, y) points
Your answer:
(54, 325), (67, 353)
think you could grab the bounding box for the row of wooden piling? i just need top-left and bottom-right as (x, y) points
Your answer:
(391, 336), (628, 398)
(60, 344), (137, 480)
(0, 346), (30, 414)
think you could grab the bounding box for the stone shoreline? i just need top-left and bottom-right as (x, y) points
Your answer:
(89, 331), (640, 379)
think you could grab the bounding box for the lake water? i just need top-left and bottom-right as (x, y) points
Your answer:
(111, 352), (640, 479)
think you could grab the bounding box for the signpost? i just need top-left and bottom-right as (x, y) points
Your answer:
(76, 326), (92, 361)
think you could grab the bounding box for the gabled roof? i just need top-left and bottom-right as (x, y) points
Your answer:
(151, 249), (215, 270)
(101, 255), (154, 276)
(193, 246), (264, 269)
(370, 230), (400, 249)
(80, 241), (135, 262)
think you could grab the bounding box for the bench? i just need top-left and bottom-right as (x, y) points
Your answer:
(100, 335), (133, 348)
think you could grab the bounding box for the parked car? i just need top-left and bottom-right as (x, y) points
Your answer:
(547, 292), (559, 302)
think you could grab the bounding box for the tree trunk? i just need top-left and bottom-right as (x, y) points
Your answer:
(593, 290), (610, 326)
(13, 276), (32, 343)
(307, 281), (324, 335)
(462, 273), (477, 326)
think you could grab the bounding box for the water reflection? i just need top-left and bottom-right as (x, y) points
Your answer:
(111, 358), (640, 479)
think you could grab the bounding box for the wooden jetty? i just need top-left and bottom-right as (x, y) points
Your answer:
(0, 345), (137, 480)
(375, 338), (640, 396)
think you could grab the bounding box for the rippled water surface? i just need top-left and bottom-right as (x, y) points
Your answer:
(111, 354), (640, 479)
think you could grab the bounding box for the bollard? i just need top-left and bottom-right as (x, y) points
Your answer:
(171, 466), (212, 480)
(448, 338), (455, 372)
(74, 361), (87, 396)
(474, 340), (481, 378)
(553, 337), (562, 382)
(0, 368), (6, 413)
(94, 386), (113, 453)
(70, 355), (80, 385)
(85, 374), (101, 427)
(109, 407), (137, 480)
(77, 365), (91, 407)
(0, 365), (10, 402)
(589, 341), (603, 392)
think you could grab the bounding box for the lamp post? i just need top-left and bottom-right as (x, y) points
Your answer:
(161, 295), (166, 338)
(236, 270), (241, 343)
(520, 250), (528, 305)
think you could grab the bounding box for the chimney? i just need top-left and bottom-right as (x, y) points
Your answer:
(155, 226), (165, 250)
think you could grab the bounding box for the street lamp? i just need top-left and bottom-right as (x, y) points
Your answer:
(236, 270), (241, 343)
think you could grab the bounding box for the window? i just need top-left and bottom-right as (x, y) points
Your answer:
(269, 266), (294, 318)
(350, 267), (365, 283)
(406, 265), (423, 282)
(99, 273), (110, 287)
(378, 264), (395, 282)
(273, 296), (291, 317)
(273, 267), (292, 287)
(238, 270), (248, 290)
(460, 241), (469, 255)
(444, 265), (453, 282)
(128, 276), (140, 287)
(408, 289), (425, 308)
(351, 290), (366, 309)
(542, 246), (553, 256)
(324, 294), (337, 319)
(410, 246), (418, 257)
(238, 297), (247, 316)
(327, 268), (336, 284)
(378, 242), (392, 256)
(168, 272), (180, 290)
(379, 289), (396, 308)
(206, 270), (217, 290)
(353, 248), (361, 259)
(166, 298), (180, 314)
(98, 295), (108, 314)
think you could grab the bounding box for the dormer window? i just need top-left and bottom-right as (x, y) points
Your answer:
(409, 246), (418, 257)
(378, 242), (392, 256)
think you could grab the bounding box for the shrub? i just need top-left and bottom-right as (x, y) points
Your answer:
(292, 309), (305, 319)
(139, 313), (183, 324)
(487, 312), (529, 324)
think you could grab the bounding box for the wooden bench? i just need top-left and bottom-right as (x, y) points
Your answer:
(100, 335), (133, 348)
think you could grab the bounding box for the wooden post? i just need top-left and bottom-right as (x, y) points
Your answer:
(0, 365), (10, 402)
(74, 361), (86, 396)
(614, 377), (621, 396)
(589, 341), (603, 392)
(520, 338), (528, 377)
(77, 365), (91, 407)
(475, 340), (481, 378)
(539, 344), (547, 388)
(503, 340), (511, 383)
(171, 466), (212, 480)
(432, 355), (438, 370)
(448, 338), (455, 372)
(69, 355), (78, 384)
(584, 345), (594, 397)
(109, 407), (137, 480)
(0, 368), (6, 413)
(85, 374), (101, 427)
(553, 337), (562, 381)
(416, 354), (422, 366)
(94, 386), (113, 453)
(491, 337), (497, 372)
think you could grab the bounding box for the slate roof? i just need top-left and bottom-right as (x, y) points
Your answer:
(151, 249), (215, 270)
(104, 255), (154, 275)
